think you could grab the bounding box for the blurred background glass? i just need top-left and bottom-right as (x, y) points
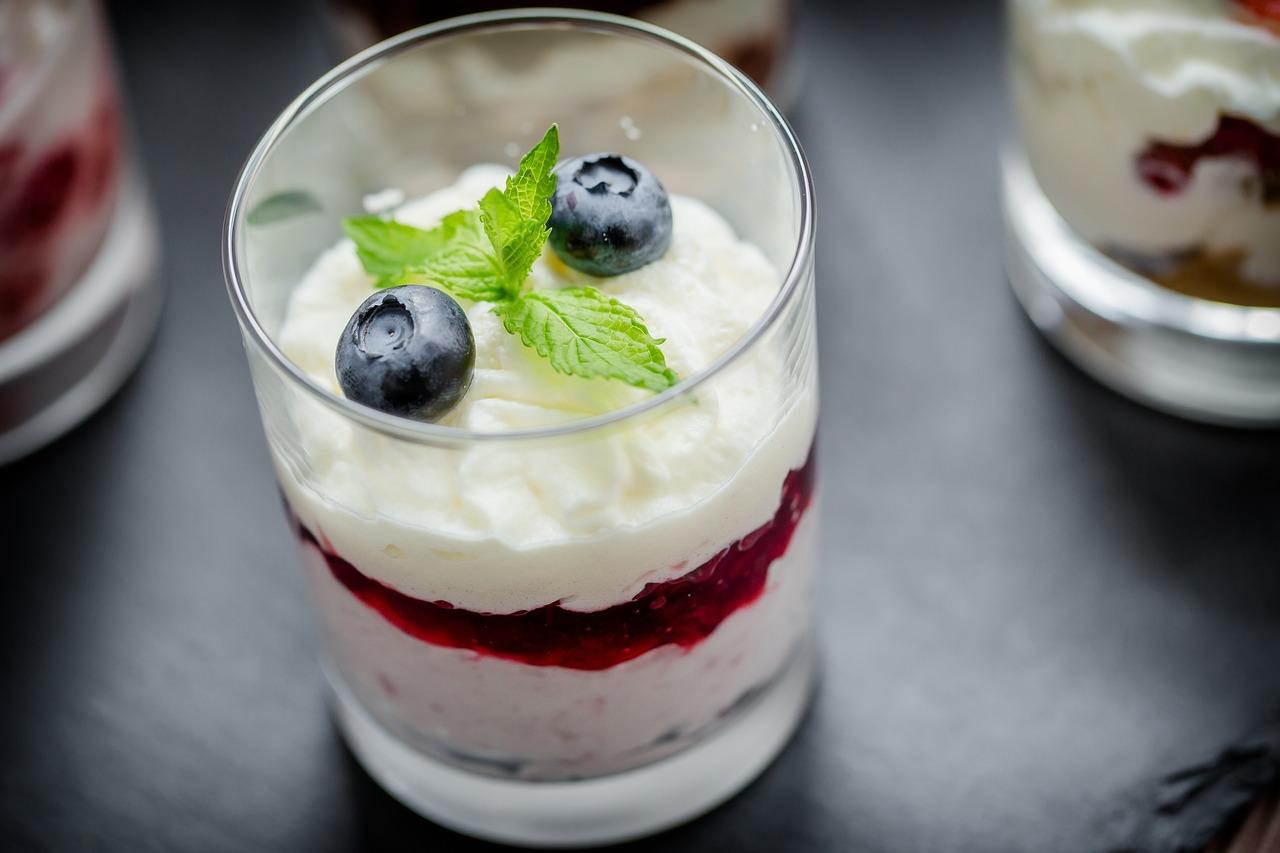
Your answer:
(1002, 0), (1280, 426)
(327, 0), (799, 104)
(0, 0), (160, 461)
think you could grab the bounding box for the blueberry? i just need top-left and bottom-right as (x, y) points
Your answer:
(335, 285), (474, 422)
(548, 153), (672, 276)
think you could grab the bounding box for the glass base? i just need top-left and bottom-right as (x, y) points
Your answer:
(1001, 151), (1280, 427)
(327, 642), (815, 848)
(0, 174), (161, 463)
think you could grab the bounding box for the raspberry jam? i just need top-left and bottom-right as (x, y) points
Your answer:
(295, 444), (816, 671)
(1135, 115), (1280, 200)
(0, 93), (121, 339)
(1235, 0), (1280, 26)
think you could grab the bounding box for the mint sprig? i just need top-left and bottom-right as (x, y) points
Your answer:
(341, 125), (677, 392)
(495, 287), (678, 392)
(341, 215), (448, 288)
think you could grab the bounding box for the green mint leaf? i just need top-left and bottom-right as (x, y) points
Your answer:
(412, 243), (508, 302)
(504, 124), (559, 222)
(343, 215), (449, 288)
(478, 125), (559, 294)
(479, 188), (547, 292)
(347, 127), (559, 296)
(494, 286), (678, 392)
(344, 209), (505, 299)
(437, 208), (486, 245)
(478, 188), (521, 255)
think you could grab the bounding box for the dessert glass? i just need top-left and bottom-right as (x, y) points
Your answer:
(224, 11), (818, 846)
(1003, 0), (1280, 425)
(0, 0), (160, 462)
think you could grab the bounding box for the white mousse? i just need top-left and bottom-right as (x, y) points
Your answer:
(1012, 0), (1280, 284)
(274, 165), (816, 614)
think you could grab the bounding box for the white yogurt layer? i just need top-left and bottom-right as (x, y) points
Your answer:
(1012, 0), (1280, 283)
(274, 166), (816, 614)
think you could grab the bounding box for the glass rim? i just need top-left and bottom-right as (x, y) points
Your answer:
(223, 7), (815, 448)
(0, 0), (91, 133)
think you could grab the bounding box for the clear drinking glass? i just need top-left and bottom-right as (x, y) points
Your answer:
(224, 11), (817, 846)
(0, 0), (161, 461)
(1003, 0), (1280, 425)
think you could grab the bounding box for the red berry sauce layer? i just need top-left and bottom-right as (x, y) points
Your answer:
(0, 96), (121, 339)
(1235, 0), (1280, 27)
(1135, 114), (1280, 200)
(294, 443), (816, 671)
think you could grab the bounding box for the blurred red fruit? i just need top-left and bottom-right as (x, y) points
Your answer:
(1236, 0), (1280, 22)
(1136, 115), (1280, 199)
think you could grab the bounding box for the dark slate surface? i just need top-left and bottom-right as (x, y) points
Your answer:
(2, 1), (1278, 851)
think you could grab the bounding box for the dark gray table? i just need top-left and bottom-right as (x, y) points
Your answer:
(3, 2), (1279, 851)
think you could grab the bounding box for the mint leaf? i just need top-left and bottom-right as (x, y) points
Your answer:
(344, 209), (506, 298)
(478, 125), (559, 294)
(504, 124), (559, 222)
(437, 208), (486, 245)
(495, 287), (678, 392)
(478, 188), (522, 256)
(343, 216), (448, 288)
(347, 127), (559, 296)
(408, 209), (508, 300)
(413, 243), (507, 302)
(479, 188), (546, 291)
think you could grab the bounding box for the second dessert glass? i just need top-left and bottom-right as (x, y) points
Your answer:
(0, 0), (161, 461)
(1003, 0), (1280, 425)
(225, 11), (817, 847)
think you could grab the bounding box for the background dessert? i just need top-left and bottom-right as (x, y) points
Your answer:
(0, 0), (160, 463)
(327, 0), (795, 98)
(0, 0), (123, 338)
(1010, 0), (1280, 306)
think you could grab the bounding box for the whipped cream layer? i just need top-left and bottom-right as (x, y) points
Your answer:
(1012, 0), (1280, 283)
(274, 166), (815, 614)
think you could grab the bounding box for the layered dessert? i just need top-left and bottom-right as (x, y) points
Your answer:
(1011, 0), (1280, 306)
(272, 128), (818, 779)
(0, 0), (122, 339)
